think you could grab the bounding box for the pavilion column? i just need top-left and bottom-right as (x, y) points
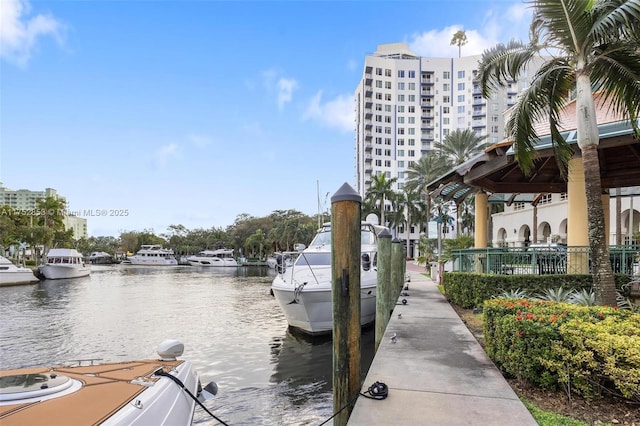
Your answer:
(567, 156), (589, 273)
(474, 192), (488, 273)
(474, 192), (488, 248)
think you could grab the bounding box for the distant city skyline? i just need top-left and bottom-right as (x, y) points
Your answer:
(1, 0), (534, 236)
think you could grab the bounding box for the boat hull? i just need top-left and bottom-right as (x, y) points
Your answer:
(272, 273), (377, 335)
(128, 258), (178, 266)
(39, 264), (91, 280)
(0, 270), (39, 286)
(187, 258), (238, 267)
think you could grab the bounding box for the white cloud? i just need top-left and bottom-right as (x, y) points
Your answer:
(0, 0), (65, 67)
(276, 77), (298, 110)
(156, 143), (179, 167)
(304, 91), (354, 133)
(408, 2), (532, 57)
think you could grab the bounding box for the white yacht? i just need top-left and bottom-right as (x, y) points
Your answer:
(271, 222), (383, 335)
(88, 251), (116, 264)
(0, 255), (39, 286)
(0, 340), (217, 426)
(39, 248), (91, 280)
(186, 249), (238, 267)
(128, 245), (178, 266)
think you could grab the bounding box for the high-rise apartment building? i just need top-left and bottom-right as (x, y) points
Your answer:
(354, 43), (544, 254)
(355, 43), (547, 195)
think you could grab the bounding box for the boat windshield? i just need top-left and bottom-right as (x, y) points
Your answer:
(294, 252), (331, 266)
(310, 227), (377, 247)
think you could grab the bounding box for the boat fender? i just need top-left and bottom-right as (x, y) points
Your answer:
(361, 253), (371, 271)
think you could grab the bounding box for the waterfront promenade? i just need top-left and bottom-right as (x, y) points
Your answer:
(348, 262), (537, 425)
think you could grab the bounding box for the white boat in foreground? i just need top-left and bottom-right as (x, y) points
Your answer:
(271, 222), (383, 335)
(128, 245), (178, 266)
(38, 248), (90, 280)
(0, 340), (216, 426)
(186, 248), (238, 267)
(0, 255), (39, 286)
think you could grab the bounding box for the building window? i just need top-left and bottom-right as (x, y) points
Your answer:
(408, 150), (415, 157)
(408, 82), (415, 90)
(443, 83), (450, 91)
(375, 114), (382, 122)
(397, 139), (405, 146)
(375, 160), (382, 166)
(376, 93), (382, 100)
(384, 160), (391, 167)
(384, 149), (391, 156)
(443, 96), (450, 104)
(457, 116), (465, 125)
(398, 171), (405, 179)
(539, 194), (552, 205)
(458, 82), (465, 91)
(443, 71), (450, 79)
(408, 106), (415, 113)
(398, 82), (405, 90)
(375, 148), (382, 155)
(375, 80), (383, 88)
(408, 94), (415, 102)
(457, 106), (465, 113)
(408, 138), (415, 146)
(385, 138), (392, 145)
(443, 106), (450, 114)
(376, 68), (382, 75)
(443, 117), (450, 125)
(385, 69), (392, 77)
(408, 128), (415, 135)
(375, 137), (382, 144)
(398, 150), (405, 157)
(398, 70), (405, 78)
(398, 94), (405, 102)
(385, 94), (391, 101)
(385, 127), (392, 134)
(385, 104), (392, 112)
(560, 192), (568, 201)
(408, 117), (415, 124)
(513, 202), (525, 211)
(385, 116), (392, 123)
(398, 128), (405, 135)
(375, 103), (382, 111)
(457, 95), (465, 102)
(457, 70), (465, 78)
(408, 70), (415, 78)
(398, 106), (404, 113)
(375, 126), (382, 133)
(398, 160), (405, 167)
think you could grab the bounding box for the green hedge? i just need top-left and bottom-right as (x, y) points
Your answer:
(483, 299), (640, 401)
(443, 272), (633, 309)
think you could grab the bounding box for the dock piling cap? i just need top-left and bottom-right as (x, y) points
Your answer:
(331, 182), (361, 204)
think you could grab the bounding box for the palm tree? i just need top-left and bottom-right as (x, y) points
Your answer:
(405, 151), (452, 241)
(365, 174), (398, 227)
(478, 0), (640, 306)
(434, 129), (489, 165)
(450, 30), (468, 58)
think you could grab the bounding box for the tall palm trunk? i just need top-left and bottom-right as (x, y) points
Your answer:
(576, 73), (616, 306)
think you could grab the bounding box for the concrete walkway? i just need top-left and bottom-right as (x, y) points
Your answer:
(348, 262), (537, 425)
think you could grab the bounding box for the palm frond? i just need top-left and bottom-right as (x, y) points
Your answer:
(478, 40), (535, 98)
(532, 0), (594, 54)
(590, 0), (640, 42)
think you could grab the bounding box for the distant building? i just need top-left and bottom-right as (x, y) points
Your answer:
(0, 182), (87, 240)
(0, 182), (65, 210)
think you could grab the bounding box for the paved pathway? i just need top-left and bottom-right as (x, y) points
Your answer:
(348, 262), (537, 425)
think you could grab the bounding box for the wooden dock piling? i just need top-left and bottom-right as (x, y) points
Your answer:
(330, 183), (362, 426)
(375, 228), (392, 351)
(391, 238), (404, 304)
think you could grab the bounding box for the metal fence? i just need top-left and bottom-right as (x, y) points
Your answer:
(450, 245), (640, 276)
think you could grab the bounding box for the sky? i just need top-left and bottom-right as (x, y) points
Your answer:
(0, 0), (533, 237)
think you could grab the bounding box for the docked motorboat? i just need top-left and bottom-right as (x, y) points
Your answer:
(88, 251), (117, 265)
(186, 249), (238, 267)
(128, 245), (178, 266)
(0, 255), (39, 286)
(0, 340), (217, 426)
(38, 248), (90, 280)
(270, 222), (383, 335)
(266, 251), (297, 272)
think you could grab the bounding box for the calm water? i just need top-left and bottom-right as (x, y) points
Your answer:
(0, 265), (375, 425)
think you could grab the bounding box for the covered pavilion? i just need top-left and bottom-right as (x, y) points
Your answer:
(426, 95), (640, 273)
